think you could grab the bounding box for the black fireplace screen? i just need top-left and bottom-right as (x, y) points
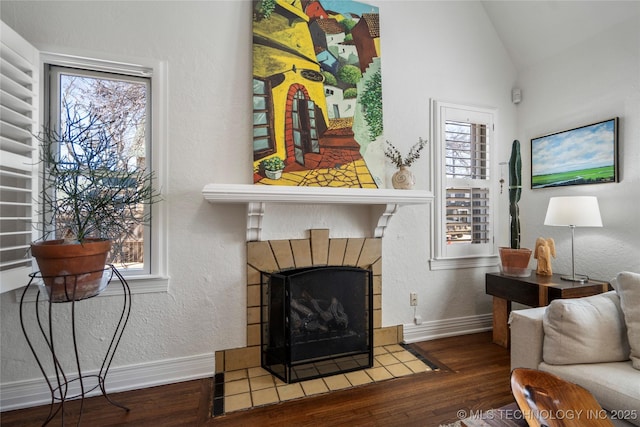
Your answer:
(261, 266), (373, 383)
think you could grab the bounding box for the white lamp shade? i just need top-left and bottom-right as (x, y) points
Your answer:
(544, 196), (603, 227)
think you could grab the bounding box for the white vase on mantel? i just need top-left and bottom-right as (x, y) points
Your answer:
(391, 166), (415, 189)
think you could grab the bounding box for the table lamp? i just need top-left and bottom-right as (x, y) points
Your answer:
(543, 196), (602, 283)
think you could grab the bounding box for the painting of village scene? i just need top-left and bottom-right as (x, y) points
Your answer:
(252, 0), (383, 188)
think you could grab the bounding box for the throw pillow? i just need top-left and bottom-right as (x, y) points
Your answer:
(542, 291), (630, 365)
(613, 271), (640, 370)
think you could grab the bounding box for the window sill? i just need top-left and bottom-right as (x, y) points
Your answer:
(15, 274), (169, 303)
(429, 255), (499, 271)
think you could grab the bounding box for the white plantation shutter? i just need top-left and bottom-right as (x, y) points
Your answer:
(0, 21), (39, 292)
(445, 121), (491, 246)
(446, 187), (490, 244)
(431, 101), (497, 268)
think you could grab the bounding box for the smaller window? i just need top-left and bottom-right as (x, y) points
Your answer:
(445, 121), (490, 246)
(431, 100), (498, 270)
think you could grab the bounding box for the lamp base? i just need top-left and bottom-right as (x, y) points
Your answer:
(560, 274), (589, 284)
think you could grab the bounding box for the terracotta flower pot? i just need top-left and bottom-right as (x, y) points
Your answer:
(499, 247), (532, 277)
(30, 239), (111, 302)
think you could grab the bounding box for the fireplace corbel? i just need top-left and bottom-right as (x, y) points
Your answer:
(202, 183), (433, 241)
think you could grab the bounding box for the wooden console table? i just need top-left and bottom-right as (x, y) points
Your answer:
(485, 272), (610, 347)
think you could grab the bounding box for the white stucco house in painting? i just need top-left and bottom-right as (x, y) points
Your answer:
(325, 84), (356, 119)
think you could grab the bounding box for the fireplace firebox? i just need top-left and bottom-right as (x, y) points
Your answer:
(260, 266), (373, 383)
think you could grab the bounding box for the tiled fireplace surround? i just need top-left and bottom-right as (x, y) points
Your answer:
(202, 184), (434, 375)
(214, 228), (401, 374)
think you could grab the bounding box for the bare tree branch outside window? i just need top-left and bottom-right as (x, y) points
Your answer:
(50, 71), (151, 267)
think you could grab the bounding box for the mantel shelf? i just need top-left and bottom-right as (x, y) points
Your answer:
(201, 183), (433, 240)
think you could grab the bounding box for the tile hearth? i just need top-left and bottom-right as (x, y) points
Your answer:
(213, 343), (438, 416)
(213, 229), (425, 416)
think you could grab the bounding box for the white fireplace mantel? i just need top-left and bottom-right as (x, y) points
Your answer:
(202, 183), (433, 241)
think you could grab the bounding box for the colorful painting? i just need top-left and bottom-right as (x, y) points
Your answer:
(531, 118), (618, 189)
(252, 0), (383, 188)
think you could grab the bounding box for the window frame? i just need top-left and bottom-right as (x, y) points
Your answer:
(429, 100), (499, 270)
(37, 51), (169, 295)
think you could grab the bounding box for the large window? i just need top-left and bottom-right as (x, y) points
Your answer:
(1, 27), (168, 295)
(431, 101), (498, 269)
(46, 65), (151, 271)
(41, 55), (168, 288)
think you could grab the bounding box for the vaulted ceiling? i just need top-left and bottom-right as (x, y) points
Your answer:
(481, 1), (640, 71)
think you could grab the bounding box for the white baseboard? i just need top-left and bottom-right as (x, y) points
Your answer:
(0, 353), (215, 412)
(402, 313), (493, 344)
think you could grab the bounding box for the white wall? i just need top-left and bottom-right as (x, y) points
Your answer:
(1, 0), (257, 402)
(515, 12), (640, 280)
(1, 0), (636, 408)
(376, 0), (518, 325)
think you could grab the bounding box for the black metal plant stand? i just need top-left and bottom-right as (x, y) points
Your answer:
(19, 265), (132, 426)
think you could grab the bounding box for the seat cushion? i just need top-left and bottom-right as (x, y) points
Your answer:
(612, 271), (640, 370)
(540, 361), (640, 426)
(542, 291), (630, 365)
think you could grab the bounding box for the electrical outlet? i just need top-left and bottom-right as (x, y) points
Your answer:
(410, 292), (418, 306)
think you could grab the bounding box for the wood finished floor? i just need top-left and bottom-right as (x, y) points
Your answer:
(0, 332), (514, 427)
